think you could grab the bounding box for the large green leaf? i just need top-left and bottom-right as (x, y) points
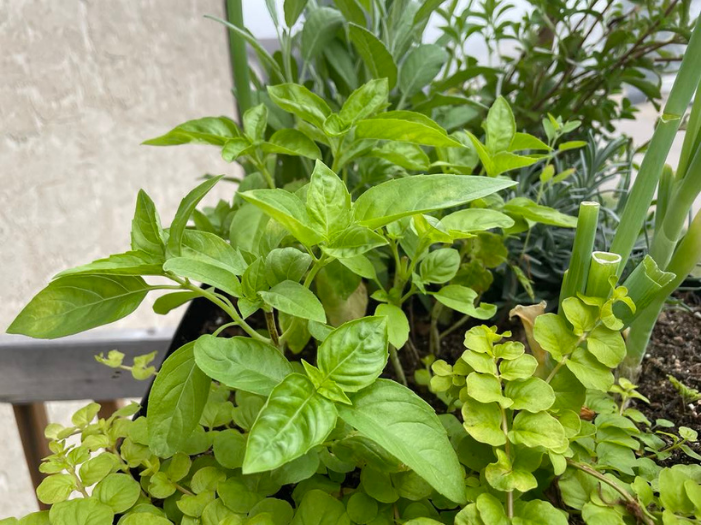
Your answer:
(284, 0), (309, 26)
(167, 176), (223, 258)
(322, 224), (388, 258)
(420, 248), (460, 284)
(355, 115), (462, 147)
(306, 161), (352, 237)
(339, 79), (389, 125)
(338, 380), (466, 504)
(243, 374), (338, 473)
(263, 129), (321, 159)
(194, 335), (293, 396)
(348, 23), (397, 89)
(301, 7), (344, 61)
(291, 489), (350, 525)
(48, 498), (114, 525)
(131, 190), (165, 256)
(317, 317), (388, 392)
(504, 197), (578, 228)
(182, 230), (247, 275)
(439, 209), (515, 235)
(259, 280), (327, 323)
(432, 285), (497, 320)
(163, 257), (241, 298)
(353, 175), (515, 229)
(147, 343), (211, 457)
(55, 251), (164, 278)
(241, 189), (324, 246)
(508, 411), (568, 452)
(268, 84), (332, 129)
(399, 44), (449, 97)
(142, 116), (240, 146)
(265, 247), (312, 287)
(370, 141), (430, 171)
(8, 275), (151, 339)
(483, 97), (515, 154)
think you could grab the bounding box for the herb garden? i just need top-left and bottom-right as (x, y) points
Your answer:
(4, 0), (701, 523)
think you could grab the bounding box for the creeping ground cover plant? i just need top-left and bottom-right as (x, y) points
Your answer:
(5, 2), (701, 524)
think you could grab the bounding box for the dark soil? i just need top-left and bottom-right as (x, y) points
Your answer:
(631, 293), (701, 464)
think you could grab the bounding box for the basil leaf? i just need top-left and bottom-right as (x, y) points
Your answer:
(439, 209), (515, 235)
(8, 275), (150, 339)
(265, 247), (313, 287)
(420, 248), (460, 284)
(375, 304), (410, 348)
(163, 257), (242, 298)
(242, 189), (324, 246)
(339, 78), (389, 125)
(433, 285), (496, 320)
(131, 189), (165, 256)
(142, 116), (240, 146)
(503, 197), (578, 228)
(259, 280), (327, 323)
(243, 374), (338, 473)
(322, 224), (388, 258)
(182, 230), (247, 275)
(317, 316), (388, 392)
(153, 291), (200, 315)
(348, 23), (397, 89)
(55, 250), (164, 277)
(268, 84), (332, 129)
(167, 176), (223, 258)
(222, 137), (254, 162)
(338, 379), (466, 504)
(353, 174), (515, 229)
(355, 116), (462, 147)
(284, 0), (308, 27)
(399, 44), (449, 97)
(262, 129), (321, 159)
(483, 96), (516, 154)
(370, 141), (430, 171)
(243, 104), (268, 142)
(306, 161), (352, 237)
(147, 342), (211, 458)
(194, 335), (293, 396)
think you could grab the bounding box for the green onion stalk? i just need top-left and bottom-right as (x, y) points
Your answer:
(226, 0), (252, 117)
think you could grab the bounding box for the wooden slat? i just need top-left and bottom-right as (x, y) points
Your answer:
(0, 328), (172, 404)
(13, 403), (51, 510)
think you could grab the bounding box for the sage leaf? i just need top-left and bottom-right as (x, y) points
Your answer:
(339, 79), (389, 125)
(259, 280), (327, 323)
(147, 342), (211, 458)
(317, 316), (388, 392)
(194, 335), (293, 396)
(268, 84), (332, 129)
(338, 379), (466, 504)
(243, 374), (338, 473)
(241, 189), (324, 246)
(167, 176), (223, 258)
(353, 174), (515, 229)
(432, 285), (496, 320)
(399, 44), (449, 97)
(143, 116), (240, 146)
(8, 275), (151, 339)
(163, 257), (242, 298)
(301, 7), (344, 61)
(131, 189), (165, 256)
(348, 23), (397, 89)
(263, 129), (321, 159)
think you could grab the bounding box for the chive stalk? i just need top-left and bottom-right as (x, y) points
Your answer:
(610, 20), (701, 272)
(617, 255), (675, 326)
(226, 0), (253, 116)
(585, 251), (621, 298)
(559, 201), (600, 309)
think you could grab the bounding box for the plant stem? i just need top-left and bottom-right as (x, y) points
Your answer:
(265, 310), (281, 347)
(389, 345), (407, 386)
(499, 405), (514, 519)
(566, 460), (655, 525)
(213, 321), (239, 337)
(610, 18), (701, 271)
(585, 251), (621, 298)
(225, 0), (252, 116)
(559, 201), (600, 309)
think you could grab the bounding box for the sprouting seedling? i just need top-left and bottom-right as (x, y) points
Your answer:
(668, 374), (701, 405)
(95, 349), (158, 380)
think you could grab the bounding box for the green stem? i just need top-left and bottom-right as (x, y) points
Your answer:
(389, 345), (407, 386)
(559, 201), (600, 310)
(610, 19), (701, 272)
(225, 0), (252, 116)
(585, 251), (621, 298)
(499, 405), (514, 519)
(213, 322), (239, 337)
(265, 310), (281, 347)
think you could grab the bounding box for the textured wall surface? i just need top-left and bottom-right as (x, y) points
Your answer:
(0, 0), (240, 516)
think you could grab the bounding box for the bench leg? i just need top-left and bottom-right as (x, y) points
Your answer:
(97, 399), (123, 420)
(13, 403), (51, 510)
